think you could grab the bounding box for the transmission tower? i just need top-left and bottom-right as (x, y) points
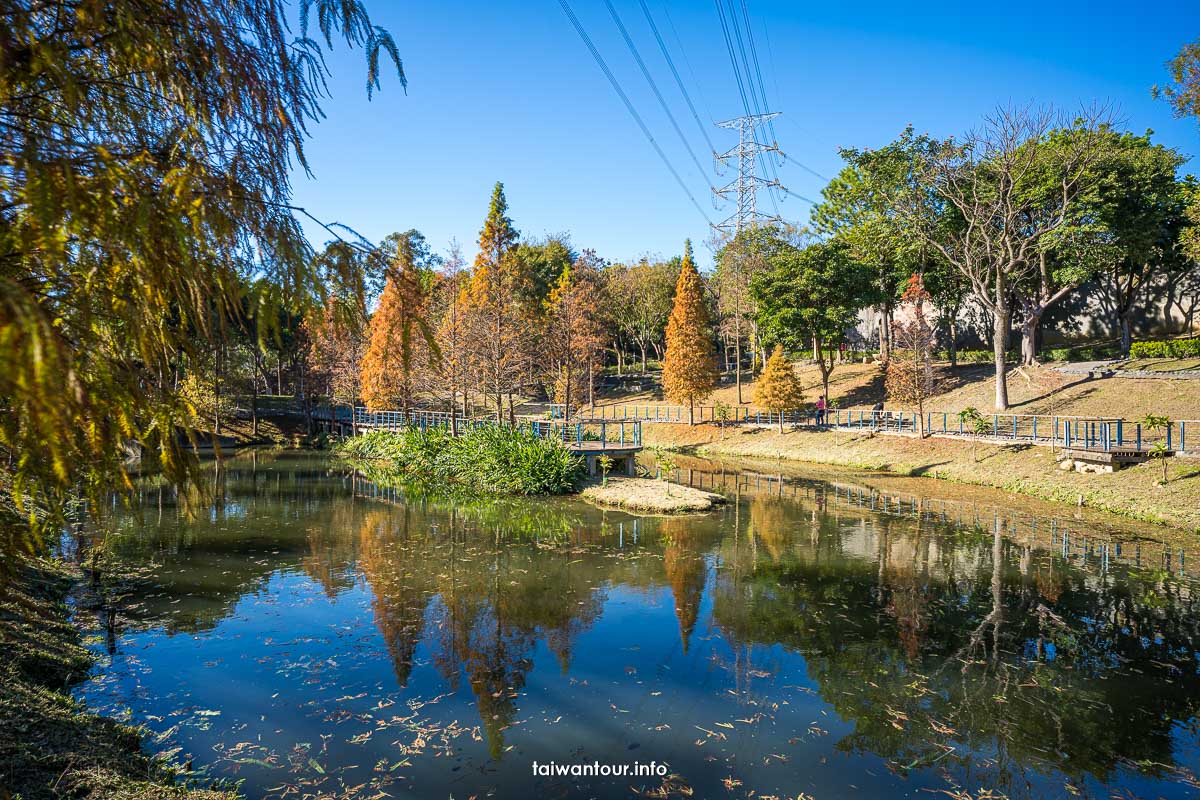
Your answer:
(712, 112), (783, 235)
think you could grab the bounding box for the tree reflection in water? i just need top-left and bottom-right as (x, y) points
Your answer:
(75, 453), (1200, 800)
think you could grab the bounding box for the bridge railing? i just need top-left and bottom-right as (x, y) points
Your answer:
(529, 419), (642, 448)
(312, 406), (642, 448)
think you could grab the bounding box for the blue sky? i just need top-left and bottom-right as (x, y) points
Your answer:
(291, 0), (1200, 268)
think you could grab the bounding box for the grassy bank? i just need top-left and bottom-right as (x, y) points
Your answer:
(643, 423), (1200, 531)
(336, 426), (586, 495)
(0, 558), (232, 799)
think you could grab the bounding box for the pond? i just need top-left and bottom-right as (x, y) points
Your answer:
(72, 452), (1200, 800)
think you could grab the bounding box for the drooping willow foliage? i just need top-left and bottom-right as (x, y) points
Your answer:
(0, 0), (403, 556)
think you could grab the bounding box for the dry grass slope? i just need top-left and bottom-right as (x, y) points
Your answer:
(601, 361), (1200, 421)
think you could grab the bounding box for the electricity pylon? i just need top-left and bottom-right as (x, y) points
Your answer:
(712, 112), (783, 236)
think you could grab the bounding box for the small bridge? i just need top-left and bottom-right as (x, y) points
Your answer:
(312, 407), (643, 477)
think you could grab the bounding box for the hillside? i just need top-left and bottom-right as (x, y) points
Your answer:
(598, 360), (1200, 421)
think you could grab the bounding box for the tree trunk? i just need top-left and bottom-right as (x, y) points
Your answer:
(1119, 312), (1133, 358)
(214, 343), (222, 436)
(878, 308), (890, 364)
(993, 287), (1011, 411)
(1019, 312), (1041, 367)
(948, 317), (958, 369)
(688, 401), (695, 426)
(735, 325), (743, 405)
(639, 343), (647, 373)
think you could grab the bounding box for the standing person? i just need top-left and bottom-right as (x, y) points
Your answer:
(816, 395), (827, 426)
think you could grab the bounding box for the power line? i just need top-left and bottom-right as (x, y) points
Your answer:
(556, 0), (713, 225)
(780, 150), (828, 182)
(602, 0), (713, 190)
(659, 1), (714, 125)
(637, 0), (718, 157)
(710, 0), (777, 219)
(728, 0), (783, 214)
(781, 186), (818, 205)
(714, 0), (753, 123)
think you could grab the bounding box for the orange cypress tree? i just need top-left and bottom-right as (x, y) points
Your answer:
(662, 240), (718, 425)
(754, 345), (805, 432)
(360, 234), (438, 412)
(542, 264), (604, 418)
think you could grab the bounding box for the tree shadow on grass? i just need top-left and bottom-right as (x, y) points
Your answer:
(831, 368), (886, 408)
(1010, 375), (1096, 410)
(909, 461), (953, 476)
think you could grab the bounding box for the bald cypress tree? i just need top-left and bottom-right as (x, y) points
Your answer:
(662, 241), (719, 425)
(462, 182), (526, 423)
(360, 234), (438, 413)
(754, 346), (805, 432)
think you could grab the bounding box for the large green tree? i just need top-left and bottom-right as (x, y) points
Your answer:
(1155, 39), (1200, 304)
(1072, 131), (1189, 356)
(752, 240), (876, 402)
(605, 257), (678, 373)
(903, 107), (1109, 409)
(714, 224), (797, 401)
(813, 128), (942, 363)
(0, 0), (402, 553)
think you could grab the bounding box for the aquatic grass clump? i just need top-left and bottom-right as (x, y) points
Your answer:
(336, 426), (586, 496)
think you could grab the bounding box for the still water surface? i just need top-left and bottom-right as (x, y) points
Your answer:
(75, 452), (1200, 799)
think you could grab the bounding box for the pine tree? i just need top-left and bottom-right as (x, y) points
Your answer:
(360, 234), (438, 412)
(754, 346), (805, 432)
(662, 241), (719, 425)
(461, 182), (527, 422)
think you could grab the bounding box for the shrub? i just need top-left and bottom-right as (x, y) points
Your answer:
(943, 349), (1012, 364)
(1129, 338), (1200, 359)
(335, 425), (586, 496)
(1036, 342), (1122, 362)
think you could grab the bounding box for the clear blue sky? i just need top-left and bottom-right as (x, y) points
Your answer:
(291, 0), (1200, 268)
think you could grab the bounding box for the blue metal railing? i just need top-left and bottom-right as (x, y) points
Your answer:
(587, 403), (1192, 454)
(312, 406), (642, 450)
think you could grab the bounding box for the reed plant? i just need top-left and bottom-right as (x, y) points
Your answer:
(336, 426), (585, 495)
